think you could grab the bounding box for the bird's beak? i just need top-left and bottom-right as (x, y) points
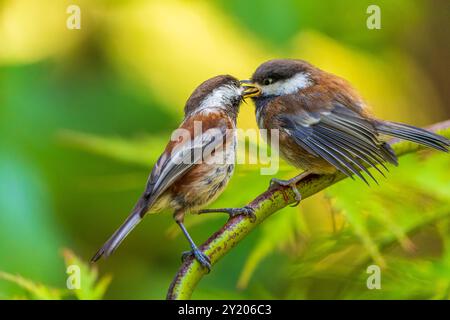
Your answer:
(240, 80), (261, 99)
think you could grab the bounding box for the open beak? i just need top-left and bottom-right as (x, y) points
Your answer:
(240, 80), (261, 99)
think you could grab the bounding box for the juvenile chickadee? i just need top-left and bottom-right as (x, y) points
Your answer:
(242, 59), (449, 202)
(92, 75), (255, 270)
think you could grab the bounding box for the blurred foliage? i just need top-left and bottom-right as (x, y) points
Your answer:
(0, 250), (110, 300)
(0, 0), (449, 299)
(287, 152), (450, 299)
(62, 249), (111, 300)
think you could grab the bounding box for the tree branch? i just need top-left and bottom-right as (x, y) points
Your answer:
(166, 120), (450, 300)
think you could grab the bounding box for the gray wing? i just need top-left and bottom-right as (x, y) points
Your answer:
(91, 125), (228, 262)
(278, 104), (398, 184)
(143, 125), (228, 208)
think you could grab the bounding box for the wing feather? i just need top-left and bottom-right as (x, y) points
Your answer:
(279, 104), (397, 183)
(146, 127), (226, 206)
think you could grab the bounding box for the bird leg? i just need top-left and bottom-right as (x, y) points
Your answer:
(197, 206), (256, 222)
(269, 171), (311, 206)
(176, 219), (211, 272)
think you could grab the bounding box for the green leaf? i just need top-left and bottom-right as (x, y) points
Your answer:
(287, 152), (450, 299)
(62, 249), (112, 300)
(0, 271), (63, 300)
(59, 130), (166, 167)
(237, 206), (307, 289)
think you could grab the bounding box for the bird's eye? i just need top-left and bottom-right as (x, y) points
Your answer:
(263, 78), (273, 85)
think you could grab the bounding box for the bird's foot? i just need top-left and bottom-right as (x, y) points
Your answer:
(198, 206), (256, 222)
(226, 206), (256, 222)
(181, 247), (211, 272)
(269, 178), (302, 206)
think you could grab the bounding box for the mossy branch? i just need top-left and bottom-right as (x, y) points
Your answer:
(166, 120), (450, 300)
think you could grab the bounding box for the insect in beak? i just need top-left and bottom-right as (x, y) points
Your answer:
(240, 80), (261, 99)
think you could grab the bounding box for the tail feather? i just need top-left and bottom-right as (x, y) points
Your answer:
(91, 213), (142, 263)
(91, 196), (149, 263)
(376, 120), (450, 152)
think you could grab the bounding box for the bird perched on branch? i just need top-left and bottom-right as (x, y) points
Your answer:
(242, 59), (450, 202)
(91, 75), (255, 270)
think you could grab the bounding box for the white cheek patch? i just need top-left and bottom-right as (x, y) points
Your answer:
(198, 85), (242, 112)
(262, 72), (312, 96)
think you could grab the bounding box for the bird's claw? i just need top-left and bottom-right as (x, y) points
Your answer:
(181, 247), (211, 272)
(269, 178), (302, 206)
(198, 206), (257, 222)
(228, 206), (256, 222)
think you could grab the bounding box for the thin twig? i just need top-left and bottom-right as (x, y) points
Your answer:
(166, 120), (450, 300)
